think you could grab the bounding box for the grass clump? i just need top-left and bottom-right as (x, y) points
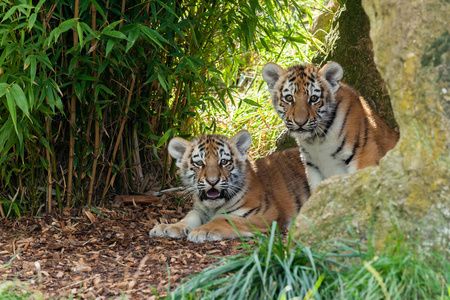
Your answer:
(0, 281), (41, 300)
(166, 222), (450, 300)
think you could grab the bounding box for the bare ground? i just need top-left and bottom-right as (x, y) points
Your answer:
(0, 195), (249, 299)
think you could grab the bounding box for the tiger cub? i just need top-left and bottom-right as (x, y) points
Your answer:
(150, 130), (310, 243)
(262, 61), (399, 191)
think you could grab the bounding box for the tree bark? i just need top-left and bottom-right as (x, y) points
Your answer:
(293, 0), (450, 251)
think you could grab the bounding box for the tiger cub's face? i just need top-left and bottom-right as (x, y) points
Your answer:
(262, 62), (343, 140)
(168, 130), (252, 208)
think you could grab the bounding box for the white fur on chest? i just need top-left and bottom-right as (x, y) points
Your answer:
(296, 109), (357, 190)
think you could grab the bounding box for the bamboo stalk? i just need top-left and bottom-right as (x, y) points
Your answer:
(45, 107), (52, 213)
(119, 0), (126, 30)
(119, 139), (129, 194)
(0, 202), (5, 218)
(133, 126), (144, 183)
(88, 119), (100, 206)
(170, 81), (183, 116)
(102, 74), (136, 198)
(42, 9), (53, 213)
(87, 3), (99, 206)
(67, 0), (80, 206)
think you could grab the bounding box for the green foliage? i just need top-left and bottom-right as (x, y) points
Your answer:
(0, 281), (41, 300)
(167, 223), (450, 299)
(0, 0), (324, 215)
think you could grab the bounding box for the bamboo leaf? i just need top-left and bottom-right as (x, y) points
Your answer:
(157, 73), (168, 92)
(106, 39), (116, 57)
(0, 118), (13, 153)
(28, 13), (37, 30)
(103, 30), (128, 40)
(35, 0), (46, 11)
(30, 55), (37, 83)
(77, 75), (100, 81)
(283, 35), (306, 44)
(155, 0), (178, 18)
(12, 203), (21, 218)
(126, 27), (140, 52)
(77, 22), (84, 47)
(58, 18), (78, 35)
(98, 59), (109, 76)
(0, 83), (8, 98)
(97, 84), (115, 96)
(140, 26), (168, 51)
(39, 136), (52, 154)
(2, 6), (18, 22)
(46, 84), (56, 111)
(5, 90), (18, 135)
(90, 0), (107, 21)
(8, 84), (30, 118)
(242, 98), (261, 107)
(157, 130), (172, 148)
(74, 82), (82, 100)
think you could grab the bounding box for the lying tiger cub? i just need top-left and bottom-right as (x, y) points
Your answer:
(262, 61), (399, 191)
(150, 130), (310, 243)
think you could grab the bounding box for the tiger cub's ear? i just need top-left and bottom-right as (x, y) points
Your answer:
(168, 137), (191, 164)
(262, 63), (286, 94)
(230, 130), (252, 160)
(319, 62), (343, 93)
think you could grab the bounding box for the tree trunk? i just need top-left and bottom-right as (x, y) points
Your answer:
(276, 0), (398, 152)
(313, 0), (397, 130)
(293, 0), (450, 251)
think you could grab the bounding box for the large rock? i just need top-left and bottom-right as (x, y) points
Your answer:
(293, 0), (450, 251)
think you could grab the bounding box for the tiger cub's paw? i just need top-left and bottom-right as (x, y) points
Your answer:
(187, 227), (224, 243)
(187, 226), (250, 243)
(149, 223), (191, 238)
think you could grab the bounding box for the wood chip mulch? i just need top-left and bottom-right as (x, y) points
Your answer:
(0, 196), (249, 299)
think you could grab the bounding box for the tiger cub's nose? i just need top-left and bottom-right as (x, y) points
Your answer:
(293, 118), (308, 128)
(206, 178), (219, 186)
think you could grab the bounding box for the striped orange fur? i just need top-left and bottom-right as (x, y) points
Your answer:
(262, 61), (399, 191)
(150, 130), (310, 242)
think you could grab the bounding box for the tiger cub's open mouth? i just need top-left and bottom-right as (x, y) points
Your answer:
(201, 188), (224, 200)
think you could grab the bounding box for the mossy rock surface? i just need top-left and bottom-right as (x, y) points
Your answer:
(293, 0), (450, 252)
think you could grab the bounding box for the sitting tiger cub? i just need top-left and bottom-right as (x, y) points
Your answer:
(262, 62), (399, 191)
(150, 130), (310, 243)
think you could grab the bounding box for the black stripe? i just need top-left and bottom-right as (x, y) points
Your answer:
(306, 161), (319, 170)
(263, 194), (271, 213)
(338, 104), (351, 138)
(226, 203), (244, 214)
(302, 177), (311, 201)
(282, 152), (308, 212)
(289, 76), (297, 82)
(331, 137), (346, 157)
(242, 207), (258, 218)
(344, 129), (360, 165)
(321, 100), (339, 137)
(362, 118), (369, 148)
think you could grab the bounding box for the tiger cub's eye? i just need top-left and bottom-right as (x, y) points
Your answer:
(220, 159), (230, 166)
(193, 161), (204, 168)
(285, 95), (294, 102)
(310, 95), (319, 103)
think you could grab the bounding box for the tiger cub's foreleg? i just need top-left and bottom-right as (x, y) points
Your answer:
(149, 210), (203, 238)
(188, 215), (263, 243)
